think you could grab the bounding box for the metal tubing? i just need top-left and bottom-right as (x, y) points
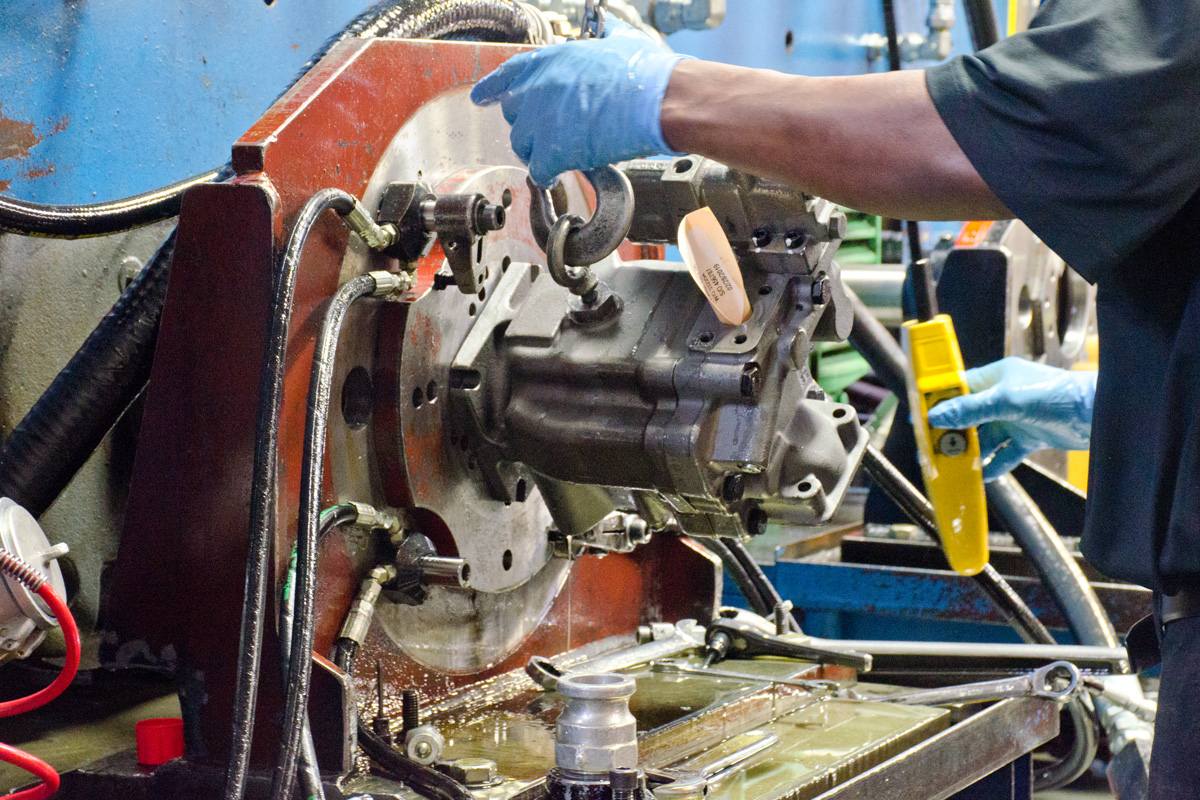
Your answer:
(846, 286), (908, 396)
(841, 264), (906, 328)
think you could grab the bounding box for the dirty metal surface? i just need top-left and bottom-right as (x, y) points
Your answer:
(767, 557), (1150, 637)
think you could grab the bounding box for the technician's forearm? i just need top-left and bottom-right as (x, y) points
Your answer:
(661, 61), (1012, 221)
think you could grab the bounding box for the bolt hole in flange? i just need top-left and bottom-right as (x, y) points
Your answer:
(502, 256), (512, 273)
(673, 158), (694, 174)
(797, 480), (813, 494)
(758, 285), (772, 296)
(832, 407), (848, 419)
(426, 380), (438, 402)
(515, 478), (528, 502)
(412, 386), (424, 408)
(502, 188), (513, 207)
(734, 333), (748, 344)
(698, 332), (715, 344)
(502, 549), (513, 570)
(342, 366), (374, 430)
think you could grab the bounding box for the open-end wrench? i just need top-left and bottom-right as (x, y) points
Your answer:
(651, 658), (839, 694)
(527, 620), (706, 690)
(849, 660), (1082, 707)
(704, 617), (874, 672)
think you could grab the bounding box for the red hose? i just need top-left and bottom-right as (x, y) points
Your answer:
(0, 743), (59, 800)
(0, 557), (81, 800)
(0, 583), (80, 718)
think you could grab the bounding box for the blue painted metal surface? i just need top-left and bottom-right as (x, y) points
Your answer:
(0, 0), (365, 202)
(0, 0), (1009, 205)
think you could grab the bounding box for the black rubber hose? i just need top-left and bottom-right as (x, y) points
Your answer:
(272, 272), (379, 800)
(703, 539), (771, 617)
(225, 188), (356, 800)
(987, 476), (1121, 653)
(360, 723), (474, 800)
(846, 286), (908, 396)
(0, 169), (221, 239)
(718, 537), (802, 633)
(962, 0), (1001, 50)
(278, 503), (359, 800)
(860, 444), (1056, 646)
(0, 231), (177, 516)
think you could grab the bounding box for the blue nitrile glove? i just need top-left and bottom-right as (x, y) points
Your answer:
(470, 19), (691, 187)
(926, 357), (1097, 481)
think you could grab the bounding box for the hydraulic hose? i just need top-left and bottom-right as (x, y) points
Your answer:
(225, 188), (356, 800)
(717, 538), (801, 633)
(0, 170), (220, 240)
(860, 444), (1055, 645)
(277, 505), (359, 800)
(0, 231), (177, 517)
(988, 475), (1150, 792)
(360, 723), (473, 800)
(272, 272), (380, 800)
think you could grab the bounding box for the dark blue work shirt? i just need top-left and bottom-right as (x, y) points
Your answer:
(925, 0), (1200, 592)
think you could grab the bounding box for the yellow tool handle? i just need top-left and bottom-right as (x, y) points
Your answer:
(901, 314), (989, 575)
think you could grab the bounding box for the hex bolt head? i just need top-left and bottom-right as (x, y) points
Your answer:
(722, 473), (746, 503)
(445, 758), (499, 786)
(740, 364), (762, 399)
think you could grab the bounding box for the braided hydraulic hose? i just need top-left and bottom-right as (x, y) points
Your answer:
(0, 170), (220, 240)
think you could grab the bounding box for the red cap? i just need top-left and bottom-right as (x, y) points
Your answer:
(136, 717), (185, 766)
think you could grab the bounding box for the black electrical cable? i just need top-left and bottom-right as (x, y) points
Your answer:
(272, 272), (379, 800)
(225, 188), (356, 800)
(0, 169), (220, 239)
(359, 723), (474, 800)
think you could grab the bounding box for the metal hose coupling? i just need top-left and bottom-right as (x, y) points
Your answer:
(554, 672), (638, 778)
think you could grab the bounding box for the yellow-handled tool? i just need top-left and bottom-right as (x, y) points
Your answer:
(900, 262), (989, 575)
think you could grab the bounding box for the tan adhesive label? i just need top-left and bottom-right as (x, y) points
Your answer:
(678, 207), (751, 325)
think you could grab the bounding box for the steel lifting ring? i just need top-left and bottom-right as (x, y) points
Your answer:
(546, 214), (599, 298)
(529, 165), (634, 268)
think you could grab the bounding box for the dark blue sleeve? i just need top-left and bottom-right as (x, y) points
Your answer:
(925, 0), (1200, 282)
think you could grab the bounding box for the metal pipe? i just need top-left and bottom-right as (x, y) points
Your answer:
(846, 286), (908, 396)
(841, 264), (906, 328)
